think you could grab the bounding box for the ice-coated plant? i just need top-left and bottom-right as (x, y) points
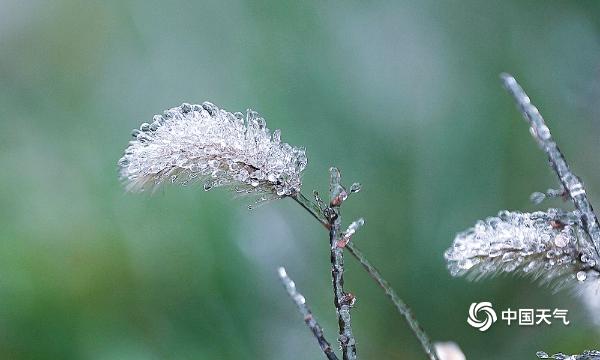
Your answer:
(118, 101), (443, 360)
(537, 350), (600, 360)
(444, 74), (600, 358)
(444, 209), (598, 289)
(118, 101), (307, 199)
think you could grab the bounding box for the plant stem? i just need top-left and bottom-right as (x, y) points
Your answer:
(328, 167), (357, 360)
(292, 187), (440, 360)
(346, 244), (439, 360)
(278, 267), (340, 360)
(293, 192), (329, 228)
(501, 73), (600, 264)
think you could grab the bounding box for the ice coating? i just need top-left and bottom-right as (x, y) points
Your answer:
(444, 209), (598, 289)
(118, 102), (307, 198)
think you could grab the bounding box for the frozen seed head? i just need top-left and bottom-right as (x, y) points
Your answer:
(537, 350), (600, 359)
(444, 209), (599, 290)
(118, 102), (307, 198)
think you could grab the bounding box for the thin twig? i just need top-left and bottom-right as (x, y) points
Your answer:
(501, 73), (600, 264)
(292, 191), (439, 360)
(328, 167), (357, 360)
(278, 267), (340, 360)
(293, 192), (329, 228)
(346, 243), (440, 360)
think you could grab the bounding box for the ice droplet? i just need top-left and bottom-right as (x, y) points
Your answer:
(554, 233), (568, 248)
(119, 101), (307, 197)
(350, 182), (362, 193)
(530, 192), (546, 205)
(272, 129), (281, 144)
(577, 271), (587, 282)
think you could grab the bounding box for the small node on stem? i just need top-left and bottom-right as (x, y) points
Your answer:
(329, 167), (347, 206)
(341, 293), (357, 307)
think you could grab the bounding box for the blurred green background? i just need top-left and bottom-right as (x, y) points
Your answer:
(2, 0), (600, 358)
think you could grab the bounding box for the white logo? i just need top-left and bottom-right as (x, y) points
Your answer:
(467, 302), (497, 332)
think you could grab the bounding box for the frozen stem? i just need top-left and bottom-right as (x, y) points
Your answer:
(278, 267), (339, 360)
(501, 73), (600, 264)
(292, 173), (439, 360)
(328, 167), (357, 360)
(346, 243), (440, 360)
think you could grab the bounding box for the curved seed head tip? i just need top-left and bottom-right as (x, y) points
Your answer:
(118, 102), (307, 198)
(444, 209), (599, 290)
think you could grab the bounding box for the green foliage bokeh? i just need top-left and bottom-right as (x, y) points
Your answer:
(1, 1), (600, 358)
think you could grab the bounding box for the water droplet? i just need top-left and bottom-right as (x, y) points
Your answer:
(350, 182), (362, 193)
(502, 253), (515, 262)
(202, 101), (218, 116)
(537, 125), (551, 140)
(204, 183), (213, 191)
(272, 129), (281, 144)
(536, 351), (549, 359)
(554, 234), (568, 248)
(180, 103), (191, 113)
(530, 192), (546, 204)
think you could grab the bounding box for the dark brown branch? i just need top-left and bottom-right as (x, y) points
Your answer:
(278, 267), (340, 360)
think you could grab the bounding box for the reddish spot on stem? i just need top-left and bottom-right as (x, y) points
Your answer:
(341, 293), (356, 307)
(336, 236), (350, 248)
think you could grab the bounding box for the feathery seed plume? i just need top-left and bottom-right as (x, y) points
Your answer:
(118, 102), (307, 199)
(444, 209), (599, 289)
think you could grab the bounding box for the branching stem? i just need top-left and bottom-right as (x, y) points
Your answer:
(292, 184), (439, 360)
(501, 73), (600, 263)
(328, 167), (357, 360)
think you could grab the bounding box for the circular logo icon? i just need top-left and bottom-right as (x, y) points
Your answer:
(467, 302), (497, 332)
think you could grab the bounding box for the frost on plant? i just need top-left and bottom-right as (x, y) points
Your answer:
(444, 209), (599, 289)
(537, 350), (600, 360)
(118, 102), (307, 199)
